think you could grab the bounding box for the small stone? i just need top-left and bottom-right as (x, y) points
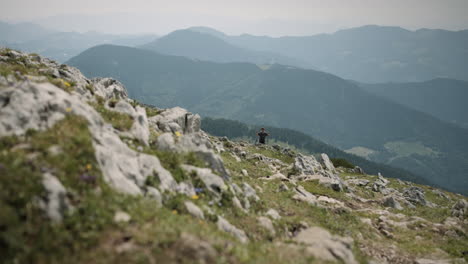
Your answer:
(241, 169), (248, 177)
(382, 196), (403, 210)
(266, 208), (281, 220)
(257, 216), (275, 234)
(184, 201), (205, 219)
(114, 211), (131, 223)
(278, 182), (289, 192)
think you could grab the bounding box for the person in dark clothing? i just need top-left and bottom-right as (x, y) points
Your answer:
(257, 128), (269, 144)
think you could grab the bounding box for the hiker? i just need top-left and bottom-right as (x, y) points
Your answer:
(257, 128), (269, 144)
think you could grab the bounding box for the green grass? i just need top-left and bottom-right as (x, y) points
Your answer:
(90, 101), (134, 131)
(246, 145), (295, 164)
(221, 151), (272, 179)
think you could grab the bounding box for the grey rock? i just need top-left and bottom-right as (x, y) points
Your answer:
(278, 182), (289, 192)
(432, 189), (450, 200)
(451, 199), (468, 219)
(266, 209), (281, 220)
(111, 100), (136, 116)
(353, 166), (365, 174)
(242, 182), (260, 201)
(292, 186), (317, 205)
(403, 186), (427, 206)
(145, 186), (162, 207)
(156, 132), (230, 179)
(114, 211), (131, 223)
(257, 216), (275, 235)
(383, 196), (403, 210)
(294, 154), (322, 175)
(149, 106), (200, 134)
(92, 77), (128, 100)
(294, 226), (357, 264)
(184, 201), (205, 219)
(372, 174), (390, 193)
(217, 216), (249, 243)
(181, 165), (227, 195)
(320, 153), (336, 173)
(0, 69), (179, 196)
(40, 172), (73, 222)
(241, 169), (248, 177)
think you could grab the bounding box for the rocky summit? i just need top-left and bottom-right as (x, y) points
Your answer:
(1, 48), (467, 264)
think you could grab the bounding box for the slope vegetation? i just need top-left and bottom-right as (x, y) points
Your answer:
(1, 49), (467, 264)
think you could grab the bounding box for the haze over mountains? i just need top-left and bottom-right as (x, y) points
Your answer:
(359, 78), (468, 129)
(0, 21), (157, 62)
(189, 25), (468, 83)
(67, 44), (468, 195)
(140, 29), (310, 68)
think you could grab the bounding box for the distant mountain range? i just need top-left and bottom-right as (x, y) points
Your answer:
(3, 21), (467, 82)
(188, 25), (468, 83)
(67, 44), (468, 194)
(140, 29), (310, 68)
(359, 78), (468, 129)
(0, 21), (157, 62)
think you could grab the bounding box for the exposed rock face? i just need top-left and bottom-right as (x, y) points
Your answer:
(0, 62), (179, 196)
(294, 226), (357, 264)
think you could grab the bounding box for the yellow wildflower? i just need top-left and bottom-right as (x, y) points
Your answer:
(175, 131), (182, 137)
(86, 164), (92, 170)
(65, 107), (72, 113)
(64, 81), (71, 87)
(172, 210), (178, 215)
(191, 195), (199, 200)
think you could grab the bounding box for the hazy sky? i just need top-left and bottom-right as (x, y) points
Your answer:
(1, 0), (468, 36)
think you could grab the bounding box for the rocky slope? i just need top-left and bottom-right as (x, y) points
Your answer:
(1, 48), (467, 264)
